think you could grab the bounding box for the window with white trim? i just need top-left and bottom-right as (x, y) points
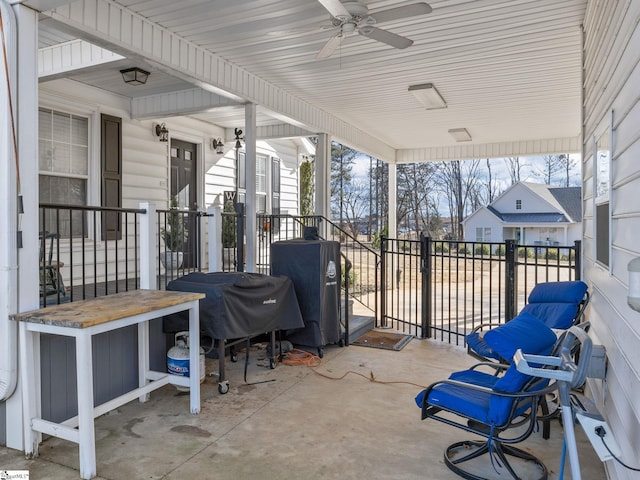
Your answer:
(38, 107), (88, 236)
(256, 154), (267, 213)
(595, 124), (611, 268)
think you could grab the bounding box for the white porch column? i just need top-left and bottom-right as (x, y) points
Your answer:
(244, 103), (257, 272)
(207, 203), (222, 272)
(6, 1), (39, 450)
(139, 202), (157, 289)
(388, 163), (397, 239)
(314, 133), (331, 221)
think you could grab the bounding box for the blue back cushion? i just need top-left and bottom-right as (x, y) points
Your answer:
(527, 281), (587, 304)
(521, 281), (587, 329)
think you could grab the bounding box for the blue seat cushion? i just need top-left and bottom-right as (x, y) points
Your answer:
(483, 312), (557, 362)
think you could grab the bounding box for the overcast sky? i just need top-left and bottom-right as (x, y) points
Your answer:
(351, 155), (582, 191)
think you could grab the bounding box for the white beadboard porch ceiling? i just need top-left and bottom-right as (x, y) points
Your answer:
(34, 0), (587, 162)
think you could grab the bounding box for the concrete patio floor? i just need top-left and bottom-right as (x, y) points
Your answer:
(0, 334), (605, 479)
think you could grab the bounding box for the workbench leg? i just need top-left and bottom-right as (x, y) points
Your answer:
(188, 301), (200, 414)
(138, 322), (150, 403)
(76, 332), (97, 479)
(19, 324), (41, 457)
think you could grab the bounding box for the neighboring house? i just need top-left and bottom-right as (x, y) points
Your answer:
(462, 182), (582, 246)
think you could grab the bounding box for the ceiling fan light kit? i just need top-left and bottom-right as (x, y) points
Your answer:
(315, 0), (432, 59)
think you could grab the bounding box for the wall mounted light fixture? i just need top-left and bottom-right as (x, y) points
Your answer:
(628, 257), (640, 311)
(210, 137), (224, 154)
(120, 67), (150, 85)
(234, 128), (244, 150)
(154, 123), (169, 142)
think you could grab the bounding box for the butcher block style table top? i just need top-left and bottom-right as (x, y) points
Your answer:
(12, 289), (205, 329)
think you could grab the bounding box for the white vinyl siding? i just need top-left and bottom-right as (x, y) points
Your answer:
(582, 1), (640, 478)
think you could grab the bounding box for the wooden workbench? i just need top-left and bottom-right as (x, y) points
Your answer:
(12, 289), (205, 480)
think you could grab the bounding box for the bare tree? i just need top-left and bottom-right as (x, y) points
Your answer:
(330, 143), (357, 223)
(504, 157), (523, 185)
(342, 179), (369, 237)
(437, 159), (482, 240)
(558, 153), (577, 187)
(535, 154), (565, 185)
(397, 162), (439, 236)
(485, 158), (502, 203)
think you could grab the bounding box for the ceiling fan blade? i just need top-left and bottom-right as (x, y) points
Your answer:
(369, 2), (432, 24)
(317, 0), (351, 20)
(316, 35), (342, 59)
(358, 26), (413, 49)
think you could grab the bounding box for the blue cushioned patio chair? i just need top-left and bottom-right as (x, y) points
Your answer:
(466, 281), (589, 364)
(416, 320), (590, 480)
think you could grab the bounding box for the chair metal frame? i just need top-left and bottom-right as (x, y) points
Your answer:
(419, 326), (591, 480)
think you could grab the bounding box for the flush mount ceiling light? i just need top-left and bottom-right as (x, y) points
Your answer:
(448, 128), (472, 142)
(408, 83), (447, 110)
(120, 67), (150, 86)
(210, 137), (224, 154)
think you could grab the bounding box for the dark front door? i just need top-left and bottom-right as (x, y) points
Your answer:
(170, 139), (198, 268)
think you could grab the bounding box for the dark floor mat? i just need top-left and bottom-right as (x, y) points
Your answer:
(352, 330), (413, 351)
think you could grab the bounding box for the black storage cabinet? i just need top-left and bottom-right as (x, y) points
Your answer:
(270, 239), (342, 356)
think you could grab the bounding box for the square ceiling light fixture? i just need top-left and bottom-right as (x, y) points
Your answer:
(448, 128), (472, 142)
(120, 67), (150, 86)
(408, 83), (447, 110)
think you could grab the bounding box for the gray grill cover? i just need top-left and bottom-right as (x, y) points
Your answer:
(270, 240), (342, 348)
(164, 272), (304, 339)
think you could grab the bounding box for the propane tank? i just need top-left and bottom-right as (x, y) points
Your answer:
(167, 332), (205, 391)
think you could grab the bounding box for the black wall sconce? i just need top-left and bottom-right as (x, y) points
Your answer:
(154, 123), (169, 142)
(210, 137), (224, 154)
(120, 67), (150, 86)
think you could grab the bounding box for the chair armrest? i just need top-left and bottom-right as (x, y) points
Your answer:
(468, 322), (504, 335)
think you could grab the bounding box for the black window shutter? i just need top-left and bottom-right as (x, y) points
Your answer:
(101, 114), (122, 240)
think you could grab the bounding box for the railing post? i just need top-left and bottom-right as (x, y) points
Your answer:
(505, 239), (517, 321)
(139, 202), (156, 290)
(421, 234), (431, 339)
(208, 204), (222, 272)
(380, 235), (387, 328)
(236, 203), (245, 273)
(574, 240), (582, 281)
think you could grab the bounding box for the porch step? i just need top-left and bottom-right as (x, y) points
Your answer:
(347, 314), (376, 345)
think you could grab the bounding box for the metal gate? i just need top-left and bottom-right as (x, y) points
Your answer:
(381, 236), (581, 344)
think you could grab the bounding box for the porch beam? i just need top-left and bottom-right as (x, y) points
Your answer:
(38, 39), (123, 80)
(396, 137), (581, 163)
(251, 124), (314, 140)
(45, 0), (396, 162)
(131, 87), (242, 119)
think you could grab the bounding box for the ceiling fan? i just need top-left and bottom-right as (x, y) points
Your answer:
(316, 0), (432, 59)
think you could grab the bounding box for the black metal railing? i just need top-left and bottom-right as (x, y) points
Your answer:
(381, 236), (581, 343)
(156, 208), (206, 288)
(219, 206), (379, 320)
(39, 203), (146, 306)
